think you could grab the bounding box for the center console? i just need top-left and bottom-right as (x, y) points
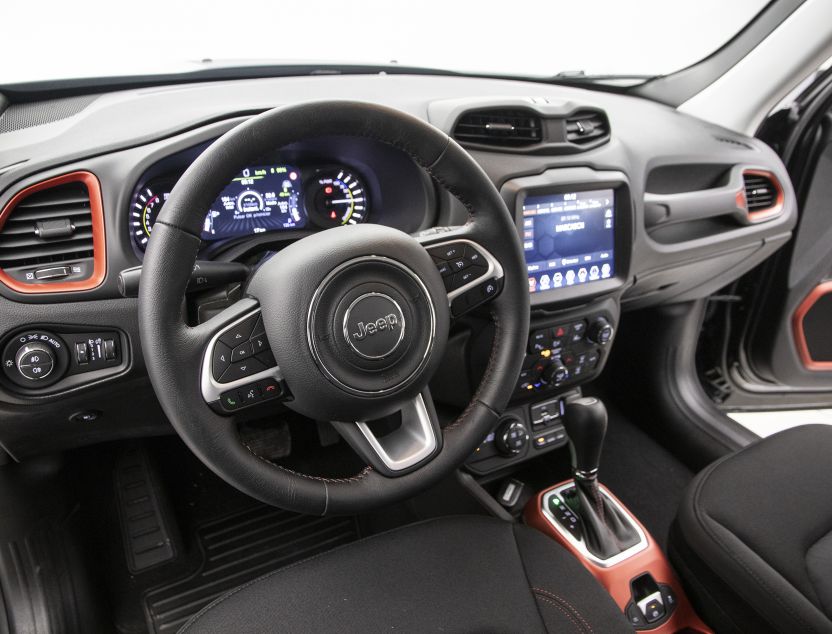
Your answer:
(466, 168), (631, 474)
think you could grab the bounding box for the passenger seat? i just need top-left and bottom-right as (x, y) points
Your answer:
(670, 424), (832, 633)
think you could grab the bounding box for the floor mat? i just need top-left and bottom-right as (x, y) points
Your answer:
(143, 504), (360, 634)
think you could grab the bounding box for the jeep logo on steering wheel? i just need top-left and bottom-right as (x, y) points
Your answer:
(343, 293), (406, 360)
(352, 314), (399, 341)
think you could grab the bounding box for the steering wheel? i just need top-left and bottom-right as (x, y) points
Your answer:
(139, 101), (529, 515)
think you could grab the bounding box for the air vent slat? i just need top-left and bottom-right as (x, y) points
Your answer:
(5, 206), (91, 222)
(0, 229), (94, 250)
(453, 109), (542, 148)
(743, 173), (779, 212)
(0, 243), (94, 267)
(0, 179), (95, 271)
(565, 110), (610, 146)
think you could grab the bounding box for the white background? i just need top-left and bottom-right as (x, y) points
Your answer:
(2, 0), (768, 84)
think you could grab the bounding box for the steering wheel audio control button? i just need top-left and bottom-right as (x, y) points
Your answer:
(218, 313), (259, 348)
(211, 342), (232, 380)
(219, 357), (267, 383)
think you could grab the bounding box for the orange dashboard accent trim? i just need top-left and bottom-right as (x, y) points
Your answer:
(793, 281), (832, 371)
(0, 171), (106, 294)
(742, 168), (784, 223)
(524, 481), (712, 633)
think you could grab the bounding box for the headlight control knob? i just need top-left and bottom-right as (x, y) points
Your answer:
(15, 342), (56, 381)
(2, 331), (68, 388)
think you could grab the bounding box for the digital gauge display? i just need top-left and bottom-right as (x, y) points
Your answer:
(203, 165), (305, 240)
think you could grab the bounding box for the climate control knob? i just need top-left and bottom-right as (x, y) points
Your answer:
(495, 418), (529, 456)
(541, 360), (569, 386)
(587, 317), (614, 345)
(15, 342), (56, 381)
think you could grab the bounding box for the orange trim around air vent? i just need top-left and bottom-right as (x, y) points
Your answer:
(793, 281), (832, 371)
(0, 171), (106, 294)
(742, 168), (784, 223)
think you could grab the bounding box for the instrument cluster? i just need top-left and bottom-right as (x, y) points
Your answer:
(130, 163), (370, 253)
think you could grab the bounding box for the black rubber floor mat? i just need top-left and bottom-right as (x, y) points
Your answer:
(143, 504), (360, 634)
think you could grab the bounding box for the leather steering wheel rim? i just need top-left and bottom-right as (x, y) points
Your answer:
(139, 101), (529, 515)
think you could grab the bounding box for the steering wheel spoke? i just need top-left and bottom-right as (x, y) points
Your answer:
(197, 298), (288, 415)
(332, 390), (442, 477)
(417, 233), (505, 318)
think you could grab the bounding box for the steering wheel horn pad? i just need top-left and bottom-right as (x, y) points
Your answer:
(247, 224), (448, 422)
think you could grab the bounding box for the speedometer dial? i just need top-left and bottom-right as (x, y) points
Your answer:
(130, 180), (172, 251)
(307, 169), (369, 228)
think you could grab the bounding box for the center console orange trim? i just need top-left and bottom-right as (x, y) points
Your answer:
(0, 171), (106, 294)
(524, 481), (711, 633)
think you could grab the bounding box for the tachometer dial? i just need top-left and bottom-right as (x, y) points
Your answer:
(307, 169), (369, 228)
(130, 181), (172, 251)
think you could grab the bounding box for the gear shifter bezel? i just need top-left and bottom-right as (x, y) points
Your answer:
(541, 481), (648, 567)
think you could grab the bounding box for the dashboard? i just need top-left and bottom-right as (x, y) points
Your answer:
(0, 73), (797, 463)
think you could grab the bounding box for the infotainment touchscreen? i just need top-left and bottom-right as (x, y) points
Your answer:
(521, 189), (615, 294)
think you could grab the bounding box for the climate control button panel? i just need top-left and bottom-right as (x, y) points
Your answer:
(516, 313), (615, 398)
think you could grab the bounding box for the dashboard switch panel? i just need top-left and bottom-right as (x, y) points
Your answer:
(2, 328), (125, 391)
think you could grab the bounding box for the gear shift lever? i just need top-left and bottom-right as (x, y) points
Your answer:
(561, 397), (640, 560)
(561, 396), (606, 481)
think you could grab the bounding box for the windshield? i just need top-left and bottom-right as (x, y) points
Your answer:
(2, 0), (769, 85)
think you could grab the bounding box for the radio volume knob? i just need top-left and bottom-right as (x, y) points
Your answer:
(15, 342), (56, 381)
(587, 317), (614, 345)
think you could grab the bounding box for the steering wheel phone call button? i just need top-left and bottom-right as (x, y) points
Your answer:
(220, 390), (242, 411)
(258, 378), (283, 399)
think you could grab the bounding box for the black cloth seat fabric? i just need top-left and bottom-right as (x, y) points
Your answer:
(671, 424), (832, 634)
(179, 515), (631, 633)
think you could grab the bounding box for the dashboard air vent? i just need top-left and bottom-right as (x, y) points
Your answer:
(0, 182), (93, 268)
(0, 172), (106, 293)
(741, 169), (783, 223)
(743, 173), (777, 211)
(453, 109), (542, 147)
(565, 110), (609, 146)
